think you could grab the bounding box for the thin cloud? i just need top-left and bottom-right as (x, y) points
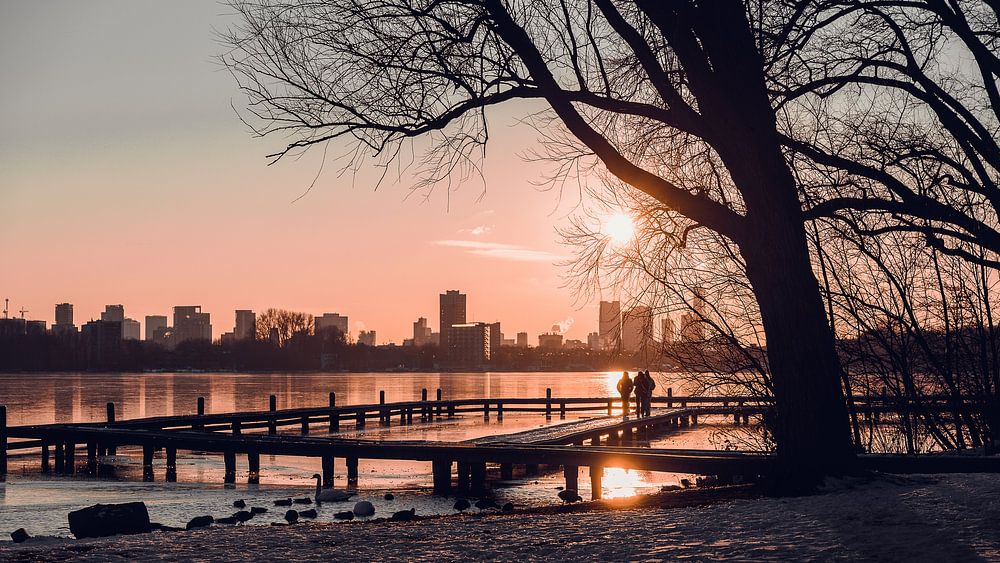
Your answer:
(434, 240), (565, 262)
(457, 225), (494, 236)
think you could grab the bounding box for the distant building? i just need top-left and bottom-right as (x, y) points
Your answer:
(358, 330), (376, 346)
(622, 306), (654, 353)
(412, 317), (432, 346)
(502, 338), (515, 346)
(315, 313), (348, 338)
(446, 322), (490, 366)
(145, 315), (168, 341)
(587, 331), (600, 349)
(680, 312), (704, 341)
(488, 322), (502, 354)
(430, 332), (440, 346)
(122, 318), (141, 340)
(516, 331), (528, 348)
(235, 310), (256, 341)
(564, 339), (586, 349)
(53, 303), (77, 335)
(82, 320), (122, 369)
(220, 332), (235, 345)
(538, 332), (563, 349)
(661, 316), (676, 343)
(173, 306), (212, 344)
(101, 304), (125, 323)
(599, 300), (621, 350)
(439, 290), (467, 355)
(0, 318), (26, 337)
(268, 327), (280, 345)
(26, 320), (47, 335)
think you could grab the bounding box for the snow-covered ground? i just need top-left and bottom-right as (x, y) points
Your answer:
(3, 473), (998, 561)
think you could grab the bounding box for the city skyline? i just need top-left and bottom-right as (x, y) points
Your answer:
(0, 1), (615, 346)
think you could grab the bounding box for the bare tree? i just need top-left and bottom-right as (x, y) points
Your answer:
(256, 308), (314, 345)
(223, 0), (996, 484)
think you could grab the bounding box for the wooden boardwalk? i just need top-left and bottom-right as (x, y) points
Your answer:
(1, 391), (996, 501)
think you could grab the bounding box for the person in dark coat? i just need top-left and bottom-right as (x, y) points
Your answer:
(616, 371), (635, 419)
(633, 370), (650, 418)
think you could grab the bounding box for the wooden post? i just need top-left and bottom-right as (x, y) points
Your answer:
(247, 451), (260, 485)
(742, 413), (750, 425)
(590, 466), (603, 500)
(497, 401), (504, 420)
(564, 465), (579, 491)
(470, 462), (487, 495)
(432, 459), (452, 495)
(399, 408), (406, 425)
(105, 402), (116, 456)
(232, 419), (242, 435)
(560, 402), (566, 419)
(224, 451), (236, 484)
(545, 388), (552, 419)
(448, 404), (455, 418)
(142, 445), (154, 481)
(356, 410), (366, 428)
(346, 456), (359, 486)
(692, 413), (698, 425)
(54, 442), (65, 473)
(667, 388), (673, 408)
(607, 400), (613, 415)
(421, 389), (428, 420)
(195, 396), (205, 430)
(329, 392), (339, 433)
(86, 442), (97, 475)
(407, 407), (413, 424)
(166, 447), (177, 482)
(321, 455), (334, 488)
(379, 391), (387, 425)
(500, 463), (513, 480)
(65, 442), (75, 475)
(41, 443), (50, 473)
(484, 401), (490, 420)
(268, 395), (277, 435)
(457, 462), (470, 492)
(436, 388), (442, 418)
(0, 405), (5, 480)
(301, 416), (309, 435)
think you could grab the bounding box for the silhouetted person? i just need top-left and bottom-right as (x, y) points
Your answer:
(634, 370), (656, 417)
(617, 371), (634, 419)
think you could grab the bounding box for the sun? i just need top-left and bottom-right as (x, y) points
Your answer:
(603, 212), (635, 245)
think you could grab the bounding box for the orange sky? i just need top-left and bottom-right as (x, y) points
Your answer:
(0, 1), (608, 343)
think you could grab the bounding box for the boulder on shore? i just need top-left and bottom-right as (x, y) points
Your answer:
(353, 501), (375, 517)
(11, 528), (30, 543)
(68, 502), (152, 539)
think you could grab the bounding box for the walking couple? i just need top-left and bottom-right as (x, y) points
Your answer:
(616, 370), (656, 419)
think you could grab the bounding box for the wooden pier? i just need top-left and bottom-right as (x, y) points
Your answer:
(2, 390), (996, 499)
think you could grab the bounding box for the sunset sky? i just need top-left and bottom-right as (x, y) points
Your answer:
(0, 1), (611, 343)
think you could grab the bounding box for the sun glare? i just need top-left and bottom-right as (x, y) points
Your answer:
(603, 212), (635, 245)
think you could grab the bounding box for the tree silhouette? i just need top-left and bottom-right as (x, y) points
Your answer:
(255, 308), (314, 346)
(223, 0), (998, 486)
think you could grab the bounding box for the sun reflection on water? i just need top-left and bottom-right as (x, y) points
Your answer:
(598, 467), (646, 499)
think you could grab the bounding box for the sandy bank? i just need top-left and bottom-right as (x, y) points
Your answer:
(3, 473), (998, 561)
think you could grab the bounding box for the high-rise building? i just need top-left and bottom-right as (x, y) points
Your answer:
(122, 318), (141, 340)
(315, 313), (348, 337)
(53, 303), (76, 335)
(488, 321), (502, 354)
(622, 306), (654, 353)
(145, 315), (168, 341)
(101, 304), (125, 323)
(55, 303), (73, 326)
(661, 316), (676, 343)
(439, 290), (467, 354)
(358, 330), (376, 346)
(81, 320), (122, 369)
(680, 312), (704, 341)
(446, 322), (490, 366)
(599, 300), (621, 350)
(235, 310), (256, 341)
(173, 306), (212, 344)
(412, 317), (432, 346)
(516, 331), (528, 348)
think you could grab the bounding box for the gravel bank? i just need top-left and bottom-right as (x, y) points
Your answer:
(3, 473), (998, 561)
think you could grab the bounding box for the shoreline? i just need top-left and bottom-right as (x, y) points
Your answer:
(2, 473), (997, 561)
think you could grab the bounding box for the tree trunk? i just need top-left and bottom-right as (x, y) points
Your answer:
(740, 216), (858, 487)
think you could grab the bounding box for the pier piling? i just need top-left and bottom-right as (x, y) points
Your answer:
(247, 451), (259, 484)
(564, 465), (579, 491)
(546, 388), (552, 419)
(321, 455), (334, 488)
(268, 395), (277, 435)
(195, 397), (205, 430)
(346, 456), (359, 486)
(431, 459), (452, 495)
(590, 466), (603, 500)
(105, 402), (116, 456)
(224, 451), (236, 484)
(166, 447), (177, 482)
(142, 445), (154, 482)
(0, 405), (5, 479)
(329, 392), (338, 433)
